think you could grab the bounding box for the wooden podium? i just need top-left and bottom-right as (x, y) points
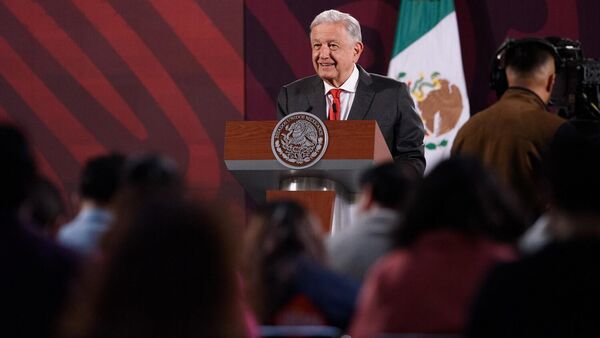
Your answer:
(224, 120), (392, 232)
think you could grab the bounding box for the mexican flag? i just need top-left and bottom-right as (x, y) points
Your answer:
(388, 0), (470, 174)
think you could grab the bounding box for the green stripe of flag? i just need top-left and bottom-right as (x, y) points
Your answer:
(391, 0), (455, 57)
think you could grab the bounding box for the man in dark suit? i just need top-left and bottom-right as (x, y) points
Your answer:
(277, 9), (425, 176)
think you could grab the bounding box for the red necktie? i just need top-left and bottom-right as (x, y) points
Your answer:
(328, 89), (342, 120)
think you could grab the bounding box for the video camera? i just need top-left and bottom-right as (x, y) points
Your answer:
(490, 37), (600, 120)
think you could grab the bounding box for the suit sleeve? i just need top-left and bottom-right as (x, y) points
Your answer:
(276, 86), (288, 120)
(395, 83), (426, 176)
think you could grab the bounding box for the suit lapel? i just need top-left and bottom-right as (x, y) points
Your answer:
(348, 66), (375, 120)
(307, 78), (327, 120)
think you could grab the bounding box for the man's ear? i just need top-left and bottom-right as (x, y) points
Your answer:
(353, 41), (364, 61)
(546, 72), (556, 94)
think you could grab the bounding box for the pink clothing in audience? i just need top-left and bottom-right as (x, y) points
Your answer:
(350, 230), (516, 337)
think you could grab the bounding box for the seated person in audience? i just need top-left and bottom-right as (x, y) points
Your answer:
(0, 123), (78, 338)
(97, 153), (184, 255)
(520, 118), (600, 254)
(60, 198), (252, 338)
(327, 162), (417, 281)
(350, 157), (525, 337)
(118, 153), (182, 197)
(243, 201), (359, 330)
(58, 153), (125, 256)
(466, 121), (600, 338)
(22, 176), (66, 239)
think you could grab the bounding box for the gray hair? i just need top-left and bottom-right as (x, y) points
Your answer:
(310, 9), (362, 42)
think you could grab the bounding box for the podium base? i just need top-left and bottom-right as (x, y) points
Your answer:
(267, 190), (346, 233)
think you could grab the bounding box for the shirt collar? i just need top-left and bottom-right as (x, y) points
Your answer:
(505, 86), (547, 110)
(323, 64), (360, 95)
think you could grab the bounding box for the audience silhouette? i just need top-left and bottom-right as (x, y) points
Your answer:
(0, 123), (78, 338)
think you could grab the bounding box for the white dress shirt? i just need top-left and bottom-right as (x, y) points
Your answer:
(323, 65), (360, 120)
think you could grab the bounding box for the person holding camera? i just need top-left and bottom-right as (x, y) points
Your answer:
(451, 40), (566, 225)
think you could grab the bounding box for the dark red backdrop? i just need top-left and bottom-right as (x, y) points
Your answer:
(1, 0), (598, 213)
(0, 0), (244, 214)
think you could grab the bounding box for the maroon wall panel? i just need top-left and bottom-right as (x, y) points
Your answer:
(0, 0), (244, 213)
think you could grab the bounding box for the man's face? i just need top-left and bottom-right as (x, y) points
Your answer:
(310, 22), (363, 87)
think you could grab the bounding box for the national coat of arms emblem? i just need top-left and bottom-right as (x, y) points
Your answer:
(398, 71), (464, 150)
(271, 112), (329, 169)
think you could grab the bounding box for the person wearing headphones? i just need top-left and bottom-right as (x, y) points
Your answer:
(452, 39), (566, 225)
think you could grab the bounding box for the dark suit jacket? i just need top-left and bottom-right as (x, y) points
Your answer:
(277, 65), (425, 175)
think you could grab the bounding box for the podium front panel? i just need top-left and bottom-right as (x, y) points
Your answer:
(224, 120), (392, 202)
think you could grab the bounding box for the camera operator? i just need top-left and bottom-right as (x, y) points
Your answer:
(452, 39), (566, 226)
